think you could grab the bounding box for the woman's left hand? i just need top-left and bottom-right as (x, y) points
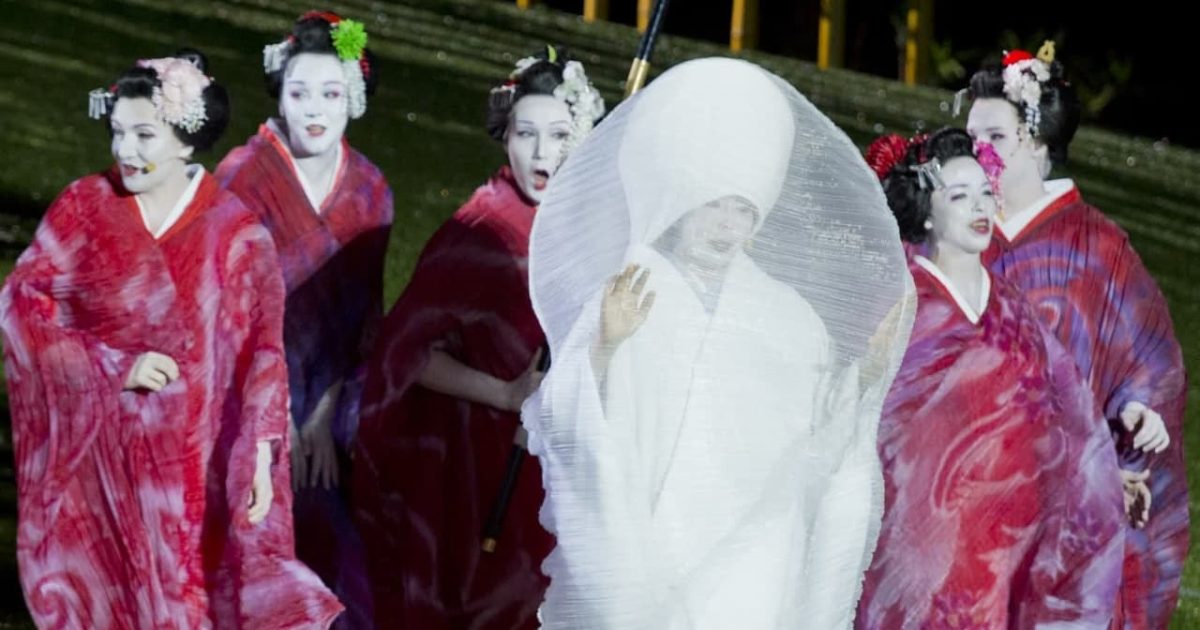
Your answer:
(248, 441), (274, 525)
(1121, 468), (1152, 529)
(300, 408), (340, 490)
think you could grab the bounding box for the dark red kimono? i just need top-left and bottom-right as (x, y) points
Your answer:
(218, 124), (393, 628)
(354, 167), (552, 629)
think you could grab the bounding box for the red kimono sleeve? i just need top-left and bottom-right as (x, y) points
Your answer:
(1019, 325), (1125, 626)
(1, 192), (136, 529)
(225, 220), (290, 445)
(1100, 242), (1186, 446)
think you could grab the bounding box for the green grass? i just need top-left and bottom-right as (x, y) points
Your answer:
(1, 0), (1199, 626)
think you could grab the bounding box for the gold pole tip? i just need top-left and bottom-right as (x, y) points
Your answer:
(481, 538), (497, 553)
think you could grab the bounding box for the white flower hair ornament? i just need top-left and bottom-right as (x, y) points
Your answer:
(488, 46), (606, 163)
(553, 60), (606, 157)
(1000, 41), (1057, 138)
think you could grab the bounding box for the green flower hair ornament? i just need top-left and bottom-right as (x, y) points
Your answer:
(332, 19), (368, 61)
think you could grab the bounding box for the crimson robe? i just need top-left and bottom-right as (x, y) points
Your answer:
(857, 260), (1125, 628)
(1, 170), (342, 628)
(984, 183), (1188, 629)
(218, 124), (393, 628)
(353, 167), (551, 629)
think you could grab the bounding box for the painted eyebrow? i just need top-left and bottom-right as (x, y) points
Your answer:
(513, 119), (572, 126)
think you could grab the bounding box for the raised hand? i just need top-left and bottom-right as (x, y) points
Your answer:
(599, 264), (656, 349)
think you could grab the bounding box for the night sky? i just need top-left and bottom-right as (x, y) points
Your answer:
(540, 0), (1194, 147)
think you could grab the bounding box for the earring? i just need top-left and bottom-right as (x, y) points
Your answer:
(923, 220), (933, 230)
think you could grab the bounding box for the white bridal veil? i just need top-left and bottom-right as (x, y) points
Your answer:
(523, 57), (915, 629)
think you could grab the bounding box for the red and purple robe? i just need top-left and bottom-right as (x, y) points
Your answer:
(857, 258), (1125, 628)
(1, 170), (342, 628)
(217, 122), (393, 629)
(353, 167), (552, 629)
(984, 181), (1188, 629)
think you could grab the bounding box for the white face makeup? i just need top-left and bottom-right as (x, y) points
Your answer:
(673, 195), (759, 272)
(928, 156), (997, 256)
(505, 94), (572, 204)
(279, 52), (349, 159)
(110, 97), (193, 194)
(966, 98), (1046, 196)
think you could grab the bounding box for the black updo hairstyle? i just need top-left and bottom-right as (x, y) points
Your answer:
(265, 12), (379, 101)
(485, 45), (573, 142)
(110, 48), (230, 152)
(967, 55), (1081, 165)
(881, 128), (977, 243)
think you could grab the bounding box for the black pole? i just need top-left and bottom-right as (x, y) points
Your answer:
(625, 0), (672, 97)
(481, 344), (550, 552)
(481, 444), (528, 552)
(637, 0), (670, 59)
(482, 0), (674, 551)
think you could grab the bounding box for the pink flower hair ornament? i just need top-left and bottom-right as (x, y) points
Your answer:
(87, 57), (212, 135)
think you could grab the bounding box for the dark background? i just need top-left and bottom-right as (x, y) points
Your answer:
(541, 0), (1192, 147)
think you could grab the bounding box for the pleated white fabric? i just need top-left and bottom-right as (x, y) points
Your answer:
(523, 57), (915, 629)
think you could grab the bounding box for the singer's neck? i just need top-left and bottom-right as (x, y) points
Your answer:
(930, 245), (985, 309)
(292, 146), (340, 198)
(137, 166), (192, 229)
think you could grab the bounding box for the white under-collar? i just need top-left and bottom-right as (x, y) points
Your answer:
(266, 118), (343, 213)
(914, 255), (990, 325)
(997, 179), (1075, 241)
(136, 164), (203, 239)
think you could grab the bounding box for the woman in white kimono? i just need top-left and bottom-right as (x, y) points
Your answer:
(522, 58), (915, 629)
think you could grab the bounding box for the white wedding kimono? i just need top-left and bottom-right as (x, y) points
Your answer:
(523, 58), (913, 629)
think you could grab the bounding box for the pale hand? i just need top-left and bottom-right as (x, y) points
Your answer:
(599, 264), (656, 349)
(248, 441), (274, 525)
(504, 350), (547, 412)
(1120, 401), (1170, 453)
(299, 403), (339, 490)
(861, 292), (913, 388)
(288, 418), (307, 494)
(124, 351), (180, 391)
(1121, 468), (1152, 529)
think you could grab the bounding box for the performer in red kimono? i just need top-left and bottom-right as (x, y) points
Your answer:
(217, 13), (391, 628)
(1, 51), (342, 628)
(966, 43), (1187, 629)
(353, 46), (604, 629)
(857, 129), (1125, 628)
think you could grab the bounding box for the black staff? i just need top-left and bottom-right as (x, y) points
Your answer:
(625, 0), (672, 97)
(481, 345), (549, 552)
(482, 1), (673, 551)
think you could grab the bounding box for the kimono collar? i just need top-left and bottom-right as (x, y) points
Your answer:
(913, 255), (990, 325)
(997, 179), (1076, 242)
(135, 164), (205, 239)
(263, 119), (347, 213)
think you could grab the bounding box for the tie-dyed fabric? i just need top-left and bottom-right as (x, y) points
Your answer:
(354, 167), (551, 629)
(984, 184), (1188, 629)
(857, 261), (1125, 629)
(1, 170), (342, 628)
(218, 124), (392, 628)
